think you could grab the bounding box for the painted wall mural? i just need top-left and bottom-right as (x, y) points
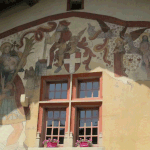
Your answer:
(0, 12), (150, 149)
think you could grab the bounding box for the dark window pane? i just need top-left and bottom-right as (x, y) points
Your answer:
(48, 111), (53, 118)
(86, 110), (91, 118)
(87, 82), (92, 90)
(50, 84), (55, 91)
(53, 128), (58, 135)
(93, 90), (98, 97)
(80, 91), (85, 98)
(80, 83), (85, 90)
(78, 137), (84, 140)
(86, 119), (91, 126)
(93, 110), (98, 117)
(87, 91), (92, 97)
(49, 92), (54, 99)
(80, 111), (85, 118)
(79, 128), (84, 135)
(54, 120), (59, 127)
(47, 120), (52, 127)
(53, 137), (58, 140)
(46, 137), (51, 140)
(62, 83), (67, 90)
(61, 91), (67, 99)
(92, 128), (97, 135)
(86, 128), (91, 135)
(60, 128), (65, 135)
(93, 82), (99, 89)
(55, 92), (61, 99)
(60, 120), (65, 127)
(60, 111), (66, 118)
(80, 119), (84, 127)
(47, 128), (52, 135)
(92, 119), (98, 126)
(86, 137), (91, 140)
(92, 137), (97, 144)
(54, 111), (59, 119)
(59, 137), (64, 144)
(56, 83), (61, 91)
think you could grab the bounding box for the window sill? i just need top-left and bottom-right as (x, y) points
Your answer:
(28, 147), (105, 150)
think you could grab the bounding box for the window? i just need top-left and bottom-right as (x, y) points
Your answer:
(78, 109), (99, 144)
(46, 110), (66, 145)
(67, 0), (84, 11)
(78, 79), (99, 98)
(38, 73), (102, 147)
(48, 82), (68, 99)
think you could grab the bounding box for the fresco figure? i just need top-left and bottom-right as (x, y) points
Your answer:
(113, 38), (128, 77)
(140, 34), (150, 78)
(46, 20), (72, 73)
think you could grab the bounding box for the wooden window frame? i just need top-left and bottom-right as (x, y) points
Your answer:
(40, 75), (70, 102)
(72, 72), (103, 101)
(67, 0), (84, 11)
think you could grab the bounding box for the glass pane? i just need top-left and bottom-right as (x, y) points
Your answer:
(46, 137), (51, 140)
(93, 90), (98, 97)
(93, 82), (99, 89)
(55, 92), (61, 99)
(92, 119), (98, 126)
(60, 128), (65, 135)
(80, 91), (85, 98)
(80, 111), (85, 118)
(49, 92), (54, 99)
(47, 120), (52, 127)
(50, 84), (55, 91)
(80, 119), (84, 127)
(78, 137), (84, 140)
(86, 128), (91, 135)
(62, 83), (67, 90)
(54, 120), (59, 127)
(79, 128), (84, 135)
(92, 137), (97, 144)
(87, 91), (92, 97)
(86, 119), (91, 126)
(60, 111), (66, 118)
(86, 110), (91, 118)
(93, 110), (98, 117)
(92, 128), (97, 135)
(54, 111), (59, 119)
(47, 128), (52, 135)
(59, 137), (64, 144)
(61, 91), (67, 99)
(53, 137), (58, 140)
(86, 137), (91, 140)
(60, 120), (65, 127)
(53, 128), (58, 135)
(87, 82), (92, 90)
(48, 111), (53, 118)
(80, 83), (85, 90)
(56, 83), (61, 91)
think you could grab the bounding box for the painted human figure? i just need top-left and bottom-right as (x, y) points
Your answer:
(114, 38), (128, 77)
(45, 20), (72, 73)
(140, 35), (150, 78)
(0, 53), (26, 149)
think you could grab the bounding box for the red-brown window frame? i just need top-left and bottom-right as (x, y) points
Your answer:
(72, 72), (103, 101)
(40, 75), (70, 102)
(67, 0), (84, 11)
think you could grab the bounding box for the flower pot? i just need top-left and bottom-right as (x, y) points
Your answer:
(80, 142), (89, 147)
(47, 142), (57, 147)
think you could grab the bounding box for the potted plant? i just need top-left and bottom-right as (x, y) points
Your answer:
(75, 138), (92, 147)
(42, 138), (59, 148)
